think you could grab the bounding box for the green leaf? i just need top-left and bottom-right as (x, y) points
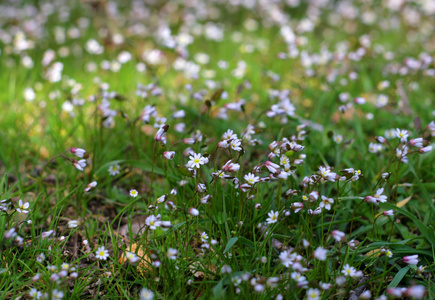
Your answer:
(224, 237), (238, 253)
(387, 266), (409, 288)
(176, 165), (193, 177)
(380, 203), (435, 248)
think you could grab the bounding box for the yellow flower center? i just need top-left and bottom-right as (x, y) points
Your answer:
(194, 159), (199, 164)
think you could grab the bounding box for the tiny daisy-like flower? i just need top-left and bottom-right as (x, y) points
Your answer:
(140, 288), (154, 300)
(29, 288), (42, 299)
(306, 288), (321, 300)
(230, 139), (242, 151)
(201, 232), (209, 242)
(17, 199), (30, 214)
(126, 252), (140, 264)
(130, 189), (138, 197)
(244, 173), (260, 185)
(145, 215), (162, 230)
(52, 289), (64, 299)
(96, 246), (109, 260)
(333, 134), (343, 144)
(108, 164), (121, 176)
(167, 248), (178, 260)
(187, 153), (206, 169)
(313, 247), (328, 261)
(342, 264), (356, 277)
(396, 128), (409, 143)
(266, 210), (279, 224)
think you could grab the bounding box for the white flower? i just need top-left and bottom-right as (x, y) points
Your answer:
(95, 246), (109, 260)
(73, 159), (87, 171)
(140, 288), (154, 300)
(17, 199), (30, 214)
(108, 164), (121, 176)
(319, 196), (334, 210)
(244, 173), (260, 185)
(396, 128), (409, 143)
(230, 139), (242, 151)
(126, 252), (140, 264)
(130, 189), (138, 197)
(266, 210), (279, 224)
(306, 288), (320, 300)
(313, 247), (327, 261)
(29, 288), (42, 299)
(342, 264), (356, 277)
(201, 232), (209, 242)
(167, 248), (178, 260)
(52, 289), (64, 299)
(145, 215), (162, 230)
(84, 181), (97, 192)
(187, 153), (206, 169)
(67, 220), (79, 228)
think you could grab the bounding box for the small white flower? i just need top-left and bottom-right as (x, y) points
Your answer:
(140, 288), (154, 300)
(167, 248), (178, 260)
(130, 189), (139, 197)
(108, 164), (121, 176)
(95, 246), (109, 260)
(266, 210), (279, 224)
(16, 199), (30, 214)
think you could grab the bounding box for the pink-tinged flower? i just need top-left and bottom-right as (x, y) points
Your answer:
(239, 183), (252, 192)
(418, 146), (432, 154)
(409, 138), (424, 148)
(405, 285), (426, 299)
(308, 191), (319, 202)
(70, 147), (88, 158)
(365, 188), (387, 204)
(154, 125), (169, 141)
(332, 230), (345, 242)
(403, 255), (419, 265)
(84, 181), (97, 192)
(376, 136), (386, 144)
(254, 203), (261, 210)
(218, 140), (229, 148)
(354, 97), (366, 104)
(73, 159), (87, 171)
(308, 207), (322, 215)
(163, 151), (175, 160)
(201, 195), (211, 204)
(313, 247), (327, 261)
(387, 287), (406, 297)
(291, 202), (304, 213)
(383, 210), (395, 216)
(222, 159), (240, 172)
(319, 196), (334, 210)
(188, 208), (199, 216)
(265, 161), (281, 174)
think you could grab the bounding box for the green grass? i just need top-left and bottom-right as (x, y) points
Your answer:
(1, 0), (435, 299)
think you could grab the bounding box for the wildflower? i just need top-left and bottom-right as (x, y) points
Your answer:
(313, 247), (327, 261)
(319, 196), (334, 210)
(163, 151), (175, 159)
(167, 248), (178, 260)
(279, 249), (295, 267)
(342, 264), (356, 277)
(365, 188), (387, 204)
(416, 265), (426, 276)
(418, 146), (432, 154)
(187, 153), (206, 169)
(73, 159), (87, 171)
(360, 290), (371, 299)
(16, 199), (30, 214)
(368, 142), (383, 153)
(318, 166), (337, 182)
(201, 232), (209, 242)
(320, 282), (332, 290)
(145, 215), (162, 230)
(265, 161), (281, 174)
(188, 208), (199, 216)
(36, 253), (45, 263)
(244, 173), (260, 185)
(70, 147), (88, 158)
(409, 138), (424, 148)
(291, 202), (304, 213)
(306, 288), (320, 300)
(108, 164), (121, 176)
(130, 189), (138, 197)
(52, 289), (64, 299)
(230, 139), (242, 151)
(376, 136), (386, 143)
(84, 181), (97, 192)
(387, 287), (407, 297)
(154, 125), (169, 141)
(396, 129), (409, 143)
(333, 134), (343, 143)
(201, 195), (211, 204)
(67, 220), (79, 228)
(254, 284), (264, 292)
(332, 230), (345, 242)
(266, 211), (279, 224)
(96, 246), (109, 260)
(309, 191), (319, 202)
(221, 264), (232, 274)
(125, 252), (140, 264)
(405, 286), (426, 299)
(403, 255), (419, 265)
(347, 240), (360, 250)
(29, 288), (42, 299)
(308, 207), (322, 215)
(140, 288), (154, 300)
(383, 210), (395, 216)
(197, 183), (206, 193)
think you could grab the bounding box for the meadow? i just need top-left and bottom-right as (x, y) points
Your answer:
(0, 0), (434, 299)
